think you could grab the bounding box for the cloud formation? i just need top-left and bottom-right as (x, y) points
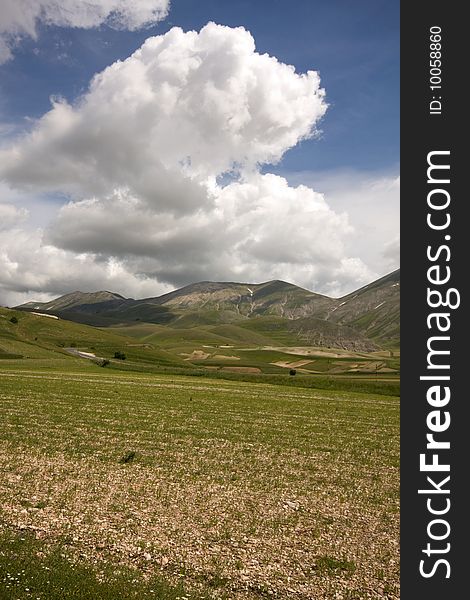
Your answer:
(45, 173), (364, 290)
(0, 23), (383, 305)
(0, 0), (170, 64)
(0, 203), (28, 230)
(0, 227), (172, 307)
(1, 23), (326, 201)
(283, 170), (400, 276)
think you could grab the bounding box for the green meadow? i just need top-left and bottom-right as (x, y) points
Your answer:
(0, 367), (399, 599)
(1, 308), (399, 599)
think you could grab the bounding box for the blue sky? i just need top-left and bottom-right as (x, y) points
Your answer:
(1, 0), (399, 172)
(0, 0), (399, 304)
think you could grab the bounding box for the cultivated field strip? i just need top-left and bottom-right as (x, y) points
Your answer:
(0, 369), (399, 599)
(0, 370), (396, 405)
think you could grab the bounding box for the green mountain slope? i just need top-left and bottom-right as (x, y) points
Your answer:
(14, 270), (400, 350)
(0, 307), (189, 369)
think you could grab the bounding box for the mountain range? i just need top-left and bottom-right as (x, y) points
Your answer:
(15, 269), (399, 351)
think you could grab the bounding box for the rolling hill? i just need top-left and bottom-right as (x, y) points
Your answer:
(0, 306), (190, 369)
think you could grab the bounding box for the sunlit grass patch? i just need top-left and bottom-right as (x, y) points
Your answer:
(0, 529), (209, 600)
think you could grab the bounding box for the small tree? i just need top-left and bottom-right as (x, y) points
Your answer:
(9, 316), (18, 324)
(114, 351), (126, 360)
(289, 369), (297, 376)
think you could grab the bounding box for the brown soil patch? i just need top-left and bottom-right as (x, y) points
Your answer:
(221, 366), (262, 373)
(180, 350), (210, 361)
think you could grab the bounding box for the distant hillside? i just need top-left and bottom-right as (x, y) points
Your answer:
(20, 290), (126, 313)
(326, 270), (400, 346)
(15, 270), (400, 350)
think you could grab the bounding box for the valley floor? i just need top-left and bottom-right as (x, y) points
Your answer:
(0, 367), (399, 599)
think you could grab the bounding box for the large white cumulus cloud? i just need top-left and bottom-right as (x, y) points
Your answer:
(1, 23), (326, 201)
(0, 23), (377, 304)
(0, 0), (170, 63)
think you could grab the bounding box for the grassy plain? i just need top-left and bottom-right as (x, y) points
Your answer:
(0, 364), (399, 599)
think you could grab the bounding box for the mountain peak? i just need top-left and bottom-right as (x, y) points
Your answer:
(16, 290), (126, 313)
